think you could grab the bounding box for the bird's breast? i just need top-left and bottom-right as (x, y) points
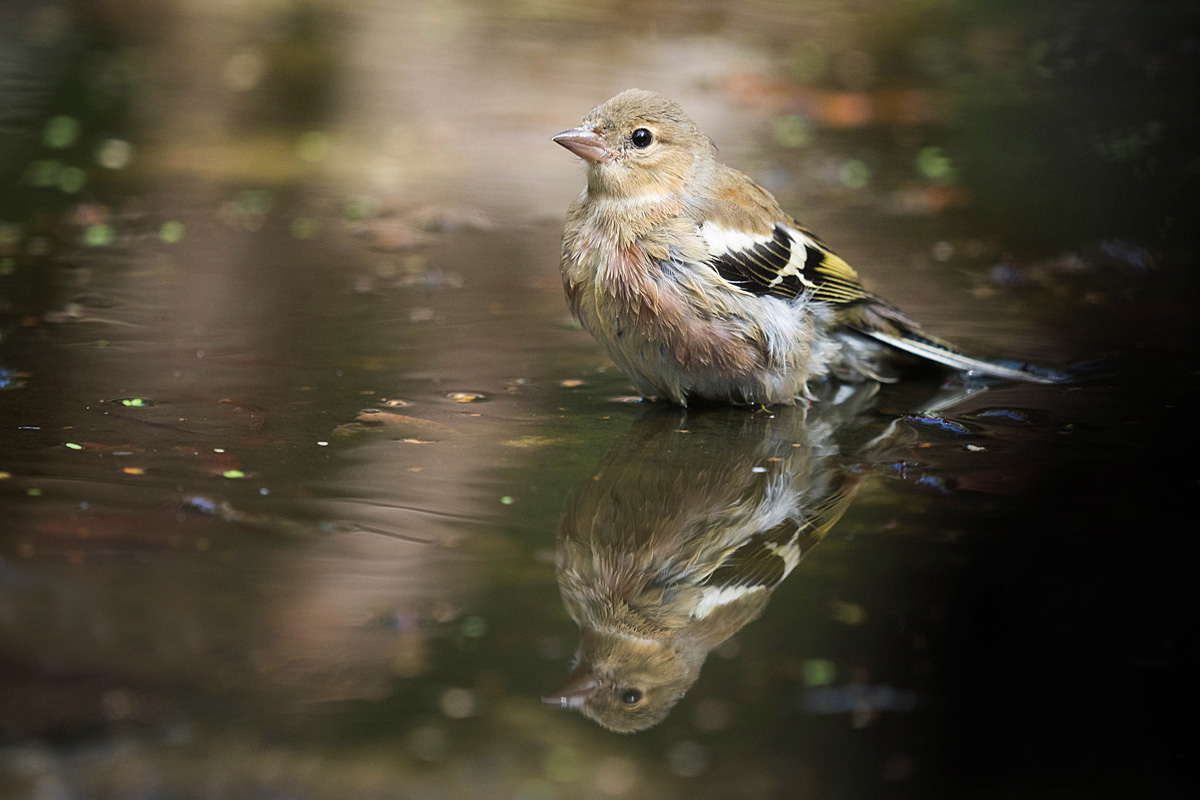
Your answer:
(561, 212), (798, 402)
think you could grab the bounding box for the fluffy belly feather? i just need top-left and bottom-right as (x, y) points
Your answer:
(570, 276), (836, 405)
(560, 211), (842, 405)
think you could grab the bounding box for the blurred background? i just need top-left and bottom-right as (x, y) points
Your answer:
(1, 1), (1196, 798)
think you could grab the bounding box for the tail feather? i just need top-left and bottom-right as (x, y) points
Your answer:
(862, 328), (1067, 385)
(837, 297), (1069, 385)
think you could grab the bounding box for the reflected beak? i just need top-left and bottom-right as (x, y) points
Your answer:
(552, 127), (611, 163)
(542, 665), (604, 710)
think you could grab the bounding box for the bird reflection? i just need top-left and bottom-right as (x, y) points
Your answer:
(544, 388), (879, 732)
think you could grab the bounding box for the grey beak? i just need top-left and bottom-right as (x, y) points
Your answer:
(542, 665), (604, 709)
(552, 127), (611, 163)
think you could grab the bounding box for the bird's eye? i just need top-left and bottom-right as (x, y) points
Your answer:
(630, 128), (654, 148)
(621, 688), (643, 705)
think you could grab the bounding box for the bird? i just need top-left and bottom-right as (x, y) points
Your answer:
(552, 89), (1061, 406)
(544, 390), (875, 732)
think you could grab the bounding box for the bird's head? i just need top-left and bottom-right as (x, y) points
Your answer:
(552, 89), (715, 201)
(542, 627), (702, 733)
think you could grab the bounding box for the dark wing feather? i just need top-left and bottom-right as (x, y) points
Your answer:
(703, 220), (1068, 384)
(708, 226), (802, 298)
(701, 469), (864, 594)
(706, 222), (874, 307)
(705, 519), (798, 592)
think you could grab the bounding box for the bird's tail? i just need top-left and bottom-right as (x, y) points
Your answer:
(846, 301), (1069, 385)
(862, 328), (1067, 384)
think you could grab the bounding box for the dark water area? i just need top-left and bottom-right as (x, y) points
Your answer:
(1, 1), (1197, 798)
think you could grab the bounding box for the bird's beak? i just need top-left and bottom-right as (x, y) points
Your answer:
(542, 665), (604, 710)
(552, 127), (611, 163)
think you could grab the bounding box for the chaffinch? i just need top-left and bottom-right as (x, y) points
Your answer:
(553, 89), (1059, 406)
(543, 393), (873, 732)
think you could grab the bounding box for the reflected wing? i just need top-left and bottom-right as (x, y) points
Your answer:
(690, 471), (864, 619)
(704, 519), (799, 593)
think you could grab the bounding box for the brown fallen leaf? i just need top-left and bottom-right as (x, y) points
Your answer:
(344, 410), (459, 439)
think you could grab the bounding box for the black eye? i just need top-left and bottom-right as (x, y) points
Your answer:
(621, 688), (643, 705)
(630, 128), (653, 148)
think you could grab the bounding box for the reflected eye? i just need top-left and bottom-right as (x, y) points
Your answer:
(621, 688), (643, 705)
(630, 128), (653, 148)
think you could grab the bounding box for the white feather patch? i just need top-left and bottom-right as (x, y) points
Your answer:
(764, 538), (802, 575)
(699, 221), (774, 257)
(691, 585), (762, 620)
(782, 226), (819, 252)
(776, 227), (819, 287)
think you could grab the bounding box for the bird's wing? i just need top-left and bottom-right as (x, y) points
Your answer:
(703, 519), (797, 593)
(695, 170), (1066, 384)
(695, 168), (872, 304)
(686, 471), (864, 621)
(697, 215), (876, 307)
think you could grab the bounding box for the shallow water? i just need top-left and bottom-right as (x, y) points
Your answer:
(1, 1), (1196, 798)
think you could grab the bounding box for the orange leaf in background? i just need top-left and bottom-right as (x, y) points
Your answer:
(873, 89), (951, 126)
(816, 91), (873, 128)
(723, 71), (792, 113)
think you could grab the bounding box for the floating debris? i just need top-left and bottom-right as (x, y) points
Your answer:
(0, 368), (29, 390)
(900, 414), (973, 435)
(181, 495), (247, 523)
(182, 495), (219, 515)
(355, 410), (456, 435)
(971, 408), (1034, 424)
